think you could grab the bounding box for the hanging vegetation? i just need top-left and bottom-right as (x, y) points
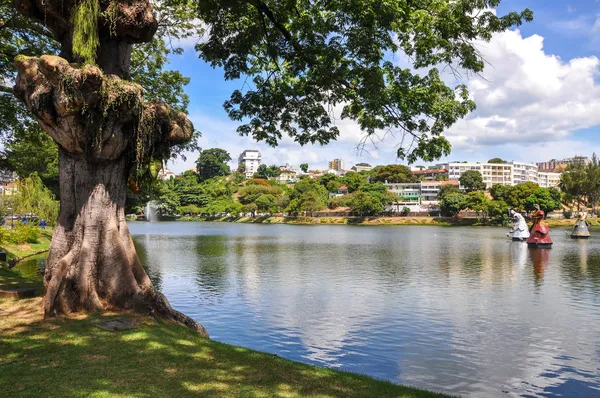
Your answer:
(71, 0), (100, 64)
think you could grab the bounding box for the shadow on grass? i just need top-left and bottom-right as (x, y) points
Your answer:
(0, 269), (43, 294)
(0, 302), (446, 398)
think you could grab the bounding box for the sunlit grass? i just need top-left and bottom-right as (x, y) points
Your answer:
(0, 297), (449, 397)
(0, 227), (52, 260)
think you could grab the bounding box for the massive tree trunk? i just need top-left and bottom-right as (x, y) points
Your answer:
(12, 0), (207, 335)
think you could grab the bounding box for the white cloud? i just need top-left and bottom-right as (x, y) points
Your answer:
(167, 27), (600, 173)
(444, 29), (600, 157)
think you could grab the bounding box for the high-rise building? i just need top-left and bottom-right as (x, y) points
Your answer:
(328, 159), (344, 171)
(238, 150), (262, 178)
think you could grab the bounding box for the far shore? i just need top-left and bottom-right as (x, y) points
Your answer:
(135, 215), (597, 228)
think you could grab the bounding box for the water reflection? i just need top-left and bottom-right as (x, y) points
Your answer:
(129, 222), (600, 397)
(529, 248), (550, 288)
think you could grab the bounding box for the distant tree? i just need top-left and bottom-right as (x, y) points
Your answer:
(326, 180), (343, 193)
(464, 191), (490, 218)
(348, 191), (385, 216)
(559, 163), (587, 211)
(490, 184), (510, 202)
(153, 184), (180, 216)
(459, 170), (486, 192)
(196, 148), (232, 181)
(318, 173), (340, 188)
(342, 172), (368, 192)
(372, 165), (417, 183)
(254, 164), (282, 179)
(505, 182), (540, 210)
(487, 200), (510, 225)
(242, 203), (258, 217)
(255, 194), (276, 213)
(437, 183), (460, 200)
(173, 171), (209, 207)
(488, 158), (506, 164)
(0, 126), (60, 196)
(525, 188), (561, 215)
(440, 192), (466, 217)
(9, 173), (59, 225)
(300, 163), (309, 173)
(435, 174), (449, 181)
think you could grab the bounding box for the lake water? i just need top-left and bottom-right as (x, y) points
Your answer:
(128, 222), (600, 397)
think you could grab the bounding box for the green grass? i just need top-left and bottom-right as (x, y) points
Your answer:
(0, 228), (52, 260)
(0, 268), (43, 292)
(0, 298), (447, 398)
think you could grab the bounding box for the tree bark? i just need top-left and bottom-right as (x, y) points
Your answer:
(11, 0), (207, 334)
(43, 149), (207, 335)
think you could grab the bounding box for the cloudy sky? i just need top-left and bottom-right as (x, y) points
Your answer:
(164, 0), (600, 173)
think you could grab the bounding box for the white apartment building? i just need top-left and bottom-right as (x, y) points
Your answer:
(511, 162), (538, 185)
(442, 162), (513, 189)
(384, 181), (462, 211)
(538, 172), (561, 189)
(238, 150), (262, 178)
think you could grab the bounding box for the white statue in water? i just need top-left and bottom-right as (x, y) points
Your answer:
(509, 210), (530, 241)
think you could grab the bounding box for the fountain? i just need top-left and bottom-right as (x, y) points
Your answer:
(145, 201), (158, 222)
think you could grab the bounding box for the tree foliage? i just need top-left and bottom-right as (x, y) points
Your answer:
(192, 0), (532, 162)
(525, 188), (561, 215)
(254, 164), (281, 180)
(371, 165), (417, 184)
(299, 163), (309, 173)
(195, 148), (232, 181)
(459, 170), (486, 192)
(440, 193), (465, 217)
(2, 173), (59, 224)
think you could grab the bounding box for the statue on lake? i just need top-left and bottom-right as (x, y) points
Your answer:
(509, 209), (529, 242)
(527, 205), (553, 248)
(571, 212), (591, 239)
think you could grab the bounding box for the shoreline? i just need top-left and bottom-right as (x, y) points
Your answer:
(0, 258), (447, 398)
(150, 215), (598, 228)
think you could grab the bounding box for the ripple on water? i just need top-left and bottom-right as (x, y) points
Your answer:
(129, 222), (600, 397)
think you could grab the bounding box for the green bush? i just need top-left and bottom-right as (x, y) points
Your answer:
(0, 225), (40, 245)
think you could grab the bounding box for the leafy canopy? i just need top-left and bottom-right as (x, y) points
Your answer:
(192, 0), (532, 162)
(459, 170), (486, 192)
(372, 165), (417, 184)
(195, 148), (232, 181)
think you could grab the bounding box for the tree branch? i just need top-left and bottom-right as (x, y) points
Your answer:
(0, 85), (13, 94)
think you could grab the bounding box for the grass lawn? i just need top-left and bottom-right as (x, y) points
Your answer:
(0, 268), (44, 292)
(0, 228), (52, 260)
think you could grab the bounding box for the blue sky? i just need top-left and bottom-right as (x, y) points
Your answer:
(165, 1), (600, 173)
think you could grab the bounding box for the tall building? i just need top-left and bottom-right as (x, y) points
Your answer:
(238, 150), (262, 178)
(511, 162), (538, 185)
(441, 162), (513, 189)
(328, 158), (344, 171)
